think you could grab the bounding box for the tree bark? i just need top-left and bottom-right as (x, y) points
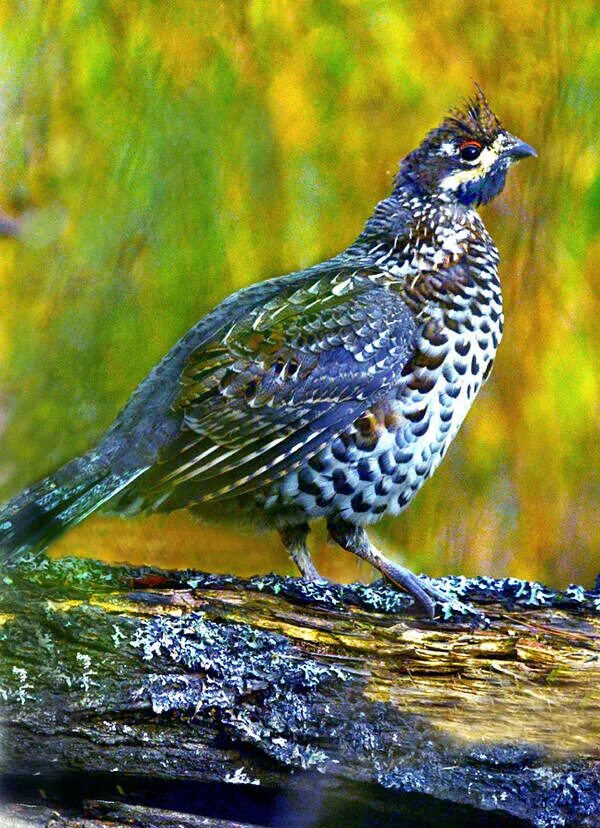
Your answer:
(1, 556), (599, 828)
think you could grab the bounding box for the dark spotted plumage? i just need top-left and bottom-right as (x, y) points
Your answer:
(0, 87), (535, 617)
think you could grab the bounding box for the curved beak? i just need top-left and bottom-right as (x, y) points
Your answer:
(504, 138), (537, 161)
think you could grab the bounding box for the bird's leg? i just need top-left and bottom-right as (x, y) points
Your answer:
(279, 523), (322, 581)
(327, 517), (446, 619)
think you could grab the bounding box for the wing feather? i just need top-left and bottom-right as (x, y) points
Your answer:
(136, 269), (418, 506)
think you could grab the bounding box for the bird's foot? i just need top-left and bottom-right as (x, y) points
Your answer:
(422, 576), (487, 624)
(381, 566), (485, 623)
(302, 572), (333, 587)
(379, 563), (445, 619)
(297, 561), (328, 583)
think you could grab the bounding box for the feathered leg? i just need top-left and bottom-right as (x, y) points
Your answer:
(279, 523), (322, 581)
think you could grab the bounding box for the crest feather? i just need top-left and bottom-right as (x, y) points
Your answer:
(444, 83), (501, 142)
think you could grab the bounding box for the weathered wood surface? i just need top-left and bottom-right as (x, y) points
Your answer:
(0, 801), (256, 828)
(0, 556), (599, 828)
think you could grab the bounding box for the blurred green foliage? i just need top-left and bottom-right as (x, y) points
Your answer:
(0, 0), (598, 586)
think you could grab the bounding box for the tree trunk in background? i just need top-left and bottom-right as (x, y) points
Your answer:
(1, 557), (599, 828)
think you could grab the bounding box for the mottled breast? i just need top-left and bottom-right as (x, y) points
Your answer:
(262, 244), (503, 526)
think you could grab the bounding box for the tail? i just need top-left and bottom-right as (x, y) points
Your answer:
(0, 448), (148, 566)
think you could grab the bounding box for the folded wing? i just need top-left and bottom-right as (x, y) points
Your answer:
(137, 269), (418, 506)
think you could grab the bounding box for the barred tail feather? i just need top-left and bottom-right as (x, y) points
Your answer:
(0, 451), (147, 566)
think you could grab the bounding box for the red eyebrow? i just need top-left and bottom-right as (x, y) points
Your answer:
(459, 140), (483, 149)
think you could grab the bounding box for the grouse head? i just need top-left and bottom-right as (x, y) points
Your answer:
(397, 85), (536, 207)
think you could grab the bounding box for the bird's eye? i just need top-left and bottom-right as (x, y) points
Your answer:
(459, 140), (483, 162)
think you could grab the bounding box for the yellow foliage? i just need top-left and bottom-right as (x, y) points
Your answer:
(0, 0), (598, 588)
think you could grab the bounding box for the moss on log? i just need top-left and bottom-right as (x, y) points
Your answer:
(0, 556), (599, 827)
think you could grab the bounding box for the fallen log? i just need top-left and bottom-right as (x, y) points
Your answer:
(0, 556), (599, 828)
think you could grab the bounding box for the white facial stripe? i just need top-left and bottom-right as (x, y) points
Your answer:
(439, 167), (484, 191)
(439, 135), (507, 191)
(472, 145), (497, 171)
(438, 141), (455, 156)
(492, 134), (509, 153)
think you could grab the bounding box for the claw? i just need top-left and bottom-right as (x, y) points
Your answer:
(382, 567), (441, 618)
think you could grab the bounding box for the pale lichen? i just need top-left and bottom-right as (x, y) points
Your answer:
(131, 610), (350, 770)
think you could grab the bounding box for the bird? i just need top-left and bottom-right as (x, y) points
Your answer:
(0, 86), (535, 617)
